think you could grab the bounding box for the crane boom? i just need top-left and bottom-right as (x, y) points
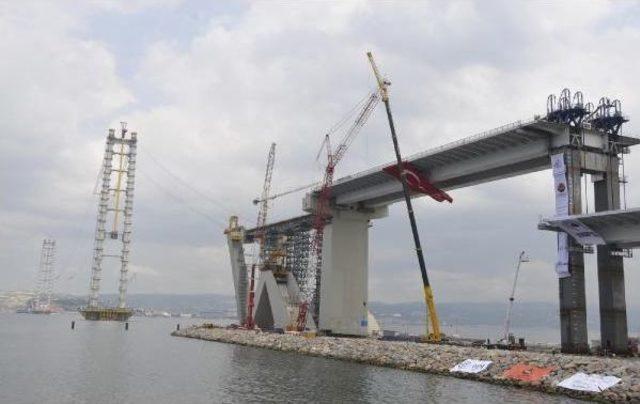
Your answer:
(333, 93), (379, 165)
(246, 142), (276, 328)
(252, 93), (378, 207)
(502, 251), (528, 342)
(256, 143), (277, 236)
(253, 181), (319, 205)
(367, 51), (442, 342)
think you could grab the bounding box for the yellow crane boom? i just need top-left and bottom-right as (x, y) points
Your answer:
(366, 51), (441, 342)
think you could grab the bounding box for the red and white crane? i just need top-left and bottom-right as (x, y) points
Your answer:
(246, 142), (276, 328)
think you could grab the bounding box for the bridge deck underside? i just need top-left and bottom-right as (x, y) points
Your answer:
(540, 208), (640, 249)
(245, 214), (313, 240)
(327, 120), (638, 208)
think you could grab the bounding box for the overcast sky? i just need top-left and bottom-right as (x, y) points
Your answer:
(1, 1), (640, 308)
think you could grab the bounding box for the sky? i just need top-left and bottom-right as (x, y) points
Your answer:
(1, 0), (640, 308)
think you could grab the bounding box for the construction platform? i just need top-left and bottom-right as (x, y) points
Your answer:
(80, 307), (133, 321)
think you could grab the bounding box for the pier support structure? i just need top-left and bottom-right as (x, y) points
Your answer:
(554, 146), (630, 354)
(318, 207), (387, 336)
(253, 271), (316, 331)
(225, 216), (248, 324)
(594, 156), (629, 353)
(558, 148), (589, 354)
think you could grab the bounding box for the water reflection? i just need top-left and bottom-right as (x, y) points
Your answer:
(0, 314), (585, 404)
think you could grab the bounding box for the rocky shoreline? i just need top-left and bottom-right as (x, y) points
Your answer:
(172, 325), (640, 402)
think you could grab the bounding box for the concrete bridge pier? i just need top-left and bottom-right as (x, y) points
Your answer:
(594, 156), (629, 353)
(559, 149), (589, 354)
(319, 207), (388, 336)
(225, 217), (248, 324)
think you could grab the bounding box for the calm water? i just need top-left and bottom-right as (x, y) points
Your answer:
(0, 313), (584, 404)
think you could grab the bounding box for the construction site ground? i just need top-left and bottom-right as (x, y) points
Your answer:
(173, 324), (640, 403)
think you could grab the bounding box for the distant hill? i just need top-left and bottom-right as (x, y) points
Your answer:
(369, 301), (559, 328)
(6, 292), (638, 331)
(368, 301), (640, 331)
(43, 293), (236, 316)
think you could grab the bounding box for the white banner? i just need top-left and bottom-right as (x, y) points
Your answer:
(551, 153), (570, 277)
(555, 232), (570, 278)
(555, 219), (605, 246)
(551, 153), (569, 217)
(558, 372), (621, 392)
(450, 359), (492, 374)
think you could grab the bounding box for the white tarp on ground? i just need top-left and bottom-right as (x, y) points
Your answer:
(551, 153), (570, 278)
(449, 359), (492, 374)
(557, 372), (621, 392)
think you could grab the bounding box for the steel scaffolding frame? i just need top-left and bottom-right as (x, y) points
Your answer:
(35, 238), (56, 310)
(87, 124), (138, 310)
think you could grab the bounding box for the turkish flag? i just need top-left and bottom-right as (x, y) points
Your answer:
(383, 162), (453, 203)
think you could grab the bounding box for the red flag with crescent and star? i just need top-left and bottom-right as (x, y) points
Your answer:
(382, 162), (453, 203)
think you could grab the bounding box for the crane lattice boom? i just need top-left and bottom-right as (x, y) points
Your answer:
(246, 142), (276, 328)
(332, 93), (379, 166)
(256, 143), (277, 251)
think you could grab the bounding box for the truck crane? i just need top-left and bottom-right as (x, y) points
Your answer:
(501, 251), (529, 343)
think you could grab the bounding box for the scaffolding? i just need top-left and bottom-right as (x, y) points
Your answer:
(34, 238), (56, 311)
(84, 123), (137, 320)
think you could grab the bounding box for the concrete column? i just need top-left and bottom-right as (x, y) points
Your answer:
(253, 272), (316, 331)
(225, 219), (247, 324)
(594, 156), (629, 353)
(253, 271), (287, 330)
(559, 149), (589, 353)
(318, 208), (387, 336)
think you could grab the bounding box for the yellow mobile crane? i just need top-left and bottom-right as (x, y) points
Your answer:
(367, 52), (441, 342)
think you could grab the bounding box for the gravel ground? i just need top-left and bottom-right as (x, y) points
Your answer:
(173, 325), (640, 403)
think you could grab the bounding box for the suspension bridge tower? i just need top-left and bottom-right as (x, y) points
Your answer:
(31, 238), (56, 314)
(81, 123), (138, 321)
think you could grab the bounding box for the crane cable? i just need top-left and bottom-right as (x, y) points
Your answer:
(141, 149), (234, 215)
(326, 88), (379, 136)
(255, 89), (378, 205)
(137, 168), (229, 228)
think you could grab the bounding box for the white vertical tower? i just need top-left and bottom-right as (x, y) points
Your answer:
(87, 123), (138, 312)
(118, 128), (136, 308)
(88, 130), (114, 307)
(35, 238), (56, 310)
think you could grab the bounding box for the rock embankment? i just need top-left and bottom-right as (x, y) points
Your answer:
(173, 325), (640, 402)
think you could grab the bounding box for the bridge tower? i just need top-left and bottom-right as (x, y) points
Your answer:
(546, 90), (631, 354)
(81, 123), (138, 321)
(33, 238), (56, 313)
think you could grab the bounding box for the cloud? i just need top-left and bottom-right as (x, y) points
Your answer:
(1, 1), (640, 312)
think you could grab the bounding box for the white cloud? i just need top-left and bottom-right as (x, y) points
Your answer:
(1, 1), (640, 311)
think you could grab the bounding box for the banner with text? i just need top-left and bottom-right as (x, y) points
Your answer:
(551, 153), (570, 277)
(555, 219), (605, 246)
